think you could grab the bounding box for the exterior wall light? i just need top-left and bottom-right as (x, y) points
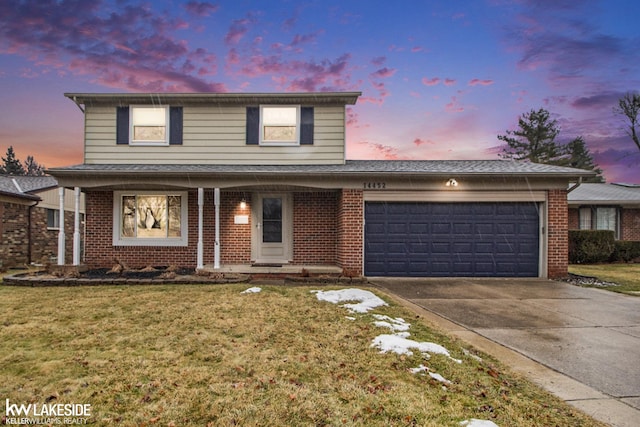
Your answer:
(446, 178), (458, 187)
(240, 198), (247, 209)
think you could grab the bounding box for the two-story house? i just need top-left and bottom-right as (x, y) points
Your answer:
(48, 92), (592, 278)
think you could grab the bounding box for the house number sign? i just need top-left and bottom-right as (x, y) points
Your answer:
(363, 182), (386, 189)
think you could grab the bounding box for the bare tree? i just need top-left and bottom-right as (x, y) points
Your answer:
(614, 92), (640, 151)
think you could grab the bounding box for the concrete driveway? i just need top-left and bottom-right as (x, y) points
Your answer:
(369, 278), (640, 427)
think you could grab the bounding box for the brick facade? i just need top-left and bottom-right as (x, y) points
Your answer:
(337, 189), (364, 273)
(81, 187), (571, 278)
(83, 190), (342, 269)
(568, 207), (640, 241)
(547, 189), (568, 279)
(293, 192), (338, 265)
(0, 201), (77, 267)
(220, 191), (252, 265)
(621, 208), (640, 241)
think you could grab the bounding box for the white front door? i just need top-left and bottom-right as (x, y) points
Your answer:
(253, 193), (292, 264)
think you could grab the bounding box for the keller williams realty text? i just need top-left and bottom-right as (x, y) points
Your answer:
(5, 399), (91, 417)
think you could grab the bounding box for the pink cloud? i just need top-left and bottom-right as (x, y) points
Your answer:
(350, 141), (402, 160)
(370, 67), (397, 79)
(234, 51), (353, 92)
(358, 97), (379, 105)
(291, 32), (322, 47)
(346, 108), (360, 127)
(444, 78), (457, 86)
(0, 1), (227, 93)
(411, 46), (424, 52)
(371, 56), (386, 66)
(413, 138), (434, 146)
(422, 77), (440, 86)
(468, 78), (494, 86)
(184, 2), (219, 17)
(225, 18), (252, 45)
(445, 96), (464, 113)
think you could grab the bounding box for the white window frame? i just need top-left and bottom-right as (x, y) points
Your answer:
(259, 105), (300, 146)
(130, 105), (170, 145)
(113, 191), (188, 246)
(578, 207), (592, 230)
(47, 208), (60, 230)
(579, 205), (620, 239)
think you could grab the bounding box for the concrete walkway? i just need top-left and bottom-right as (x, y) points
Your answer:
(369, 278), (640, 427)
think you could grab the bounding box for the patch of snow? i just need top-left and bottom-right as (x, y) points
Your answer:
(409, 364), (429, 374)
(312, 288), (388, 313)
(428, 372), (452, 385)
(345, 316), (356, 321)
(462, 348), (483, 362)
(459, 419), (499, 427)
(371, 334), (462, 363)
(241, 287), (262, 294)
(372, 314), (410, 332)
(409, 364), (452, 385)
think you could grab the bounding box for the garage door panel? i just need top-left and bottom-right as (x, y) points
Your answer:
(365, 202), (539, 277)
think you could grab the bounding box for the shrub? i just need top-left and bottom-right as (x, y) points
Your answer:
(568, 230), (615, 264)
(610, 241), (640, 263)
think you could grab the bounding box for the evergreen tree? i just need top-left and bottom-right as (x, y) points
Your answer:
(562, 137), (604, 182)
(24, 155), (46, 176)
(1, 146), (26, 175)
(498, 108), (565, 165)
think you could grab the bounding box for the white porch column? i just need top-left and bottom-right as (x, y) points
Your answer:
(197, 188), (204, 270)
(57, 187), (65, 265)
(72, 187), (81, 265)
(214, 188), (221, 269)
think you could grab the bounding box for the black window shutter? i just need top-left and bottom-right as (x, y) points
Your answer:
(169, 107), (183, 145)
(246, 106), (259, 145)
(116, 106), (129, 145)
(300, 107), (314, 145)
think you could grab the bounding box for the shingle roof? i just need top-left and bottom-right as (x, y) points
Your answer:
(0, 175), (57, 200)
(48, 160), (594, 177)
(568, 183), (640, 204)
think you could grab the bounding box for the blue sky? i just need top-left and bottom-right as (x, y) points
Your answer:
(0, 0), (638, 182)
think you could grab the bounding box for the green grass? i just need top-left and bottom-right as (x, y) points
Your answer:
(0, 284), (605, 426)
(569, 263), (640, 295)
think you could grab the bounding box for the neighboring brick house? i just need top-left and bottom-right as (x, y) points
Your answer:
(568, 183), (640, 241)
(49, 92), (593, 278)
(0, 175), (85, 267)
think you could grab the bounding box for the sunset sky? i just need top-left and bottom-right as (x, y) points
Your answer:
(0, 0), (638, 182)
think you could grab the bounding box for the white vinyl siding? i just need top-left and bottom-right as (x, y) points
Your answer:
(83, 105), (346, 165)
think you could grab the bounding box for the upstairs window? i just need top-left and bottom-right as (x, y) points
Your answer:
(261, 106), (299, 144)
(117, 106), (183, 145)
(131, 106), (168, 144)
(246, 106), (313, 146)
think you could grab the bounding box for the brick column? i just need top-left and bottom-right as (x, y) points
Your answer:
(337, 189), (363, 274)
(547, 189), (568, 279)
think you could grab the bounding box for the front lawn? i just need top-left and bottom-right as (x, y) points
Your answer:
(568, 263), (640, 295)
(0, 284), (604, 426)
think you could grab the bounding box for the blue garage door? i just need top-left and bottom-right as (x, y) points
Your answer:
(365, 202), (539, 277)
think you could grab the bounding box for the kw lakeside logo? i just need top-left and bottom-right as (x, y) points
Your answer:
(4, 399), (91, 425)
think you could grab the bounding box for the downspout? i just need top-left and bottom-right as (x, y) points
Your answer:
(567, 177), (583, 193)
(27, 200), (40, 265)
(71, 96), (85, 113)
